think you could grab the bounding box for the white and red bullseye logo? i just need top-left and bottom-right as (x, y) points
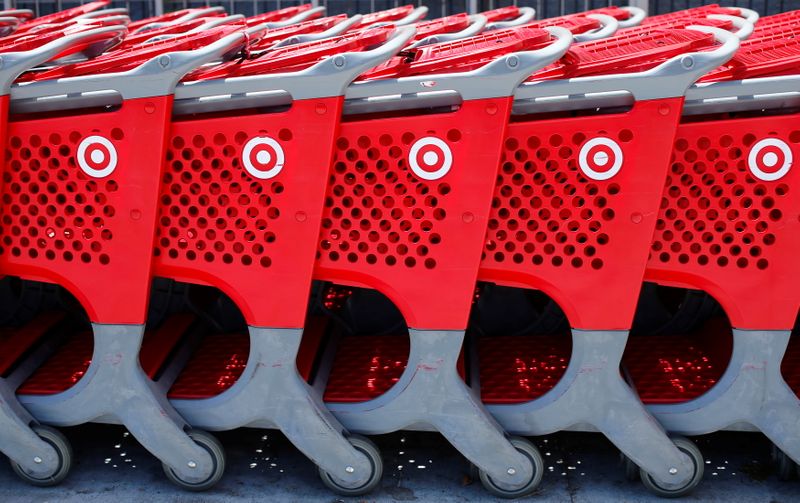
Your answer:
(408, 137), (453, 181)
(242, 136), (285, 180)
(748, 138), (792, 181)
(77, 135), (118, 178)
(578, 137), (623, 181)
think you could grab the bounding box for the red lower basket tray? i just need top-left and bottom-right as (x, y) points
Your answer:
(623, 324), (731, 404)
(18, 315), (194, 395)
(0, 312), (65, 377)
(479, 335), (571, 404)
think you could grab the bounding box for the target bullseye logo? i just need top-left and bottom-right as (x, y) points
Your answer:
(77, 135), (117, 178)
(579, 137), (623, 181)
(242, 136), (285, 180)
(748, 138), (792, 181)
(408, 137), (453, 181)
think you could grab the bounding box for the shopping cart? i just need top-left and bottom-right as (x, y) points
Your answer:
(469, 25), (739, 497)
(133, 25), (417, 497)
(621, 14), (800, 485)
(2, 26), (249, 491)
(302, 26), (574, 498)
(0, 23), (131, 487)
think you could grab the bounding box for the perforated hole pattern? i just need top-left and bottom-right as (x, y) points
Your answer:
(483, 131), (631, 270)
(156, 131), (289, 269)
(651, 132), (796, 270)
(319, 131), (462, 270)
(1, 131), (120, 265)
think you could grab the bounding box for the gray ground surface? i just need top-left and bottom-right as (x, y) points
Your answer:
(0, 426), (796, 502)
(0, 3), (795, 503)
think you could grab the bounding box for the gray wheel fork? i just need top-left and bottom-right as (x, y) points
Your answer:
(170, 327), (374, 488)
(327, 329), (535, 488)
(486, 330), (696, 488)
(0, 378), (61, 477)
(648, 329), (800, 464)
(18, 323), (215, 483)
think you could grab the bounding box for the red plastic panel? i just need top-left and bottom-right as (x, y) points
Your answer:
(624, 320), (732, 404)
(362, 27), (551, 79)
(315, 98), (512, 330)
(584, 6), (634, 21)
(154, 97), (343, 328)
(479, 99), (683, 330)
(245, 4), (316, 27)
(781, 333), (800, 397)
(15, 0), (109, 34)
(752, 10), (800, 37)
(641, 4), (743, 26)
(480, 6), (521, 22)
(248, 15), (347, 51)
(323, 334), (467, 402)
(190, 26), (391, 80)
(17, 329), (93, 395)
(644, 115), (800, 330)
(700, 32), (800, 82)
(323, 335), (409, 403)
(530, 15), (602, 35)
(0, 97), (171, 324)
(357, 5), (416, 27)
(167, 332), (249, 399)
(478, 335), (570, 404)
(18, 314), (193, 395)
(531, 29), (715, 80)
(0, 312), (64, 376)
(412, 13), (470, 41)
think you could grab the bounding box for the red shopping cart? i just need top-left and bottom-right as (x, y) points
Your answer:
(129, 25), (416, 497)
(467, 25), (738, 497)
(0, 23), (132, 487)
(2, 25), (249, 491)
(304, 26), (574, 498)
(620, 16), (800, 484)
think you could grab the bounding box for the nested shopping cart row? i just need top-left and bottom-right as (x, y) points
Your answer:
(0, 1), (797, 499)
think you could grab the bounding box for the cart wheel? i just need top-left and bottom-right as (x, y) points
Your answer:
(640, 437), (704, 498)
(772, 444), (797, 481)
(163, 430), (226, 491)
(319, 434), (383, 496)
(479, 437), (544, 499)
(11, 425), (72, 486)
(620, 452), (640, 481)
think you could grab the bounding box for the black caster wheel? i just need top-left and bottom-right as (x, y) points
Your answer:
(621, 452), (640, 482)
(479, 437), (544, 499)
(163, 430), (226, 491)
(10, 425), (72, 487)
(640, 436), (704, 498)
(319, 434), (383, 496)
(772, 444), (797, 481)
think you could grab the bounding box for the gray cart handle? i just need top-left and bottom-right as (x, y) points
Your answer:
(272, 15), (364, 48)
(618, 6), (646, 28)
(408, 14), (487, 49)
(573, 13), (619, 42)
(0, 25), (127, 95)
(260, 6), (327, 29)
(345, 25), (573, 101)
(735, 7), (759, 24)
(515, 25), (739, 103)
(11, 29), (248, 102)
(142, 15), (246, 43)
(707, 14), (754, 40)
(132, 6), (226, 34)
(75, 8), (129, 20)
(485, 7), (535, 31)
(174, 25), (418, 108)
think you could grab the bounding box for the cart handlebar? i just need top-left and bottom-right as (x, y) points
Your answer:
(573, 13), (619, 42)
